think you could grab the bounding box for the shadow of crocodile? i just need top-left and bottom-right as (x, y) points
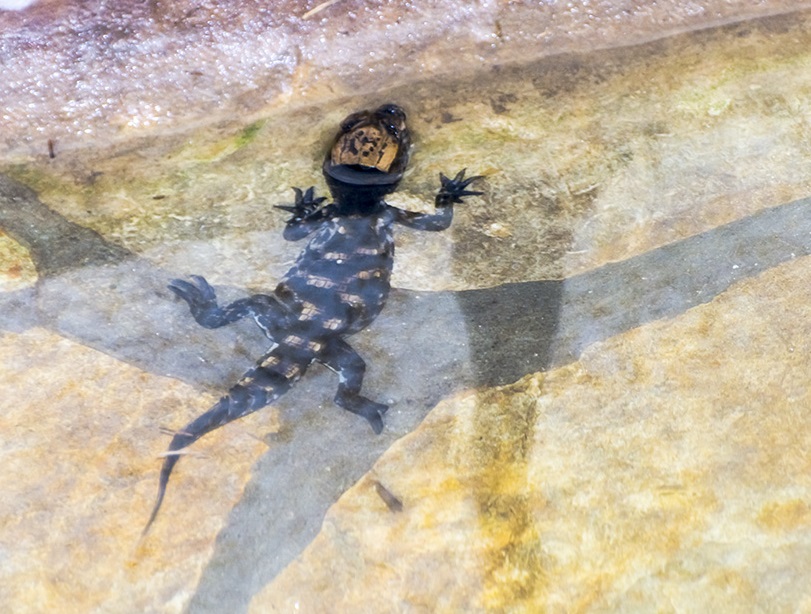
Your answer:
(2, 173), (810, 611)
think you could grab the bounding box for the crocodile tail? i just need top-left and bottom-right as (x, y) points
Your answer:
(142, 354), (305, 535)
(142, 397), (230, 536)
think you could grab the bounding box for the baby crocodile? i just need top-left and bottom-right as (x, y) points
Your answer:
(145, 103), (482, 533)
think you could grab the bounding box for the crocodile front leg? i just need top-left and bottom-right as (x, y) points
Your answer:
(389, 168), (483, 231)
(275, 186), (333, 241)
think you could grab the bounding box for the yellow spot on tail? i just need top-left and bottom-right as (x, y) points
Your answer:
(260, 356), (281, 368)
(284, 334), (305, 347)
(284, 363), (302, 379)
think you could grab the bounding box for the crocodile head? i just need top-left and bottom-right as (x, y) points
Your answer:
(323, 103), (411, 189)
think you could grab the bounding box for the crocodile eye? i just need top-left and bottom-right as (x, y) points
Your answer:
(379, 103), (405, 119)
(377, 104), (407, 139)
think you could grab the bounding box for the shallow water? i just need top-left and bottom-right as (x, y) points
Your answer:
(2, 9), (811, 613)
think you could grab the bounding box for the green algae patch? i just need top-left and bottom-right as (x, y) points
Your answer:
(6, 12), (811, 289)
(235, 120), (267, 149)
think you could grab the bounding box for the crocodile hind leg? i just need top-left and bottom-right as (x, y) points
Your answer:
(144, 340), (312, 534)
(318, 337), (388, 434)
(169, 275), (291, 336)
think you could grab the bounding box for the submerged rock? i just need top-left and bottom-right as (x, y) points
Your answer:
(253, 255), (811, 612)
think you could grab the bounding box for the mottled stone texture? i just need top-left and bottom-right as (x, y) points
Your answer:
(253, 255), (811, 612)
(1, 0), (809, 157)
(2, 5), (811, 613)
(0, 328), (269, 612)
(7, 12), (811, 292)
(0, 230), (36, 291)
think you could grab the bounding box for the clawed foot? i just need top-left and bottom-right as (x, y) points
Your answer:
(168, 275), (223, 328)
(275, 186), (328, 223)
(363, 400), (389, 435)
(335, 390), (389, 435)
(436, 169), (484, 206)
(168, 274), (215, 307)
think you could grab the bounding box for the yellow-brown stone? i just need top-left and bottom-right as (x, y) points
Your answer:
(2, 0), (802, 159)
(252, 255), (811, 612)
(3, 7), (811, 613)
(0, 328), (268, 612)
(0, 231), (37, 291)
(8, 12), (811, 293)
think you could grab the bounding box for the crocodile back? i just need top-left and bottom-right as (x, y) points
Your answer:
(277, 213), (394, 336)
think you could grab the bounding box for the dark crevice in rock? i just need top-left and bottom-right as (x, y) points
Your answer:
(0, 174), (132, 277)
